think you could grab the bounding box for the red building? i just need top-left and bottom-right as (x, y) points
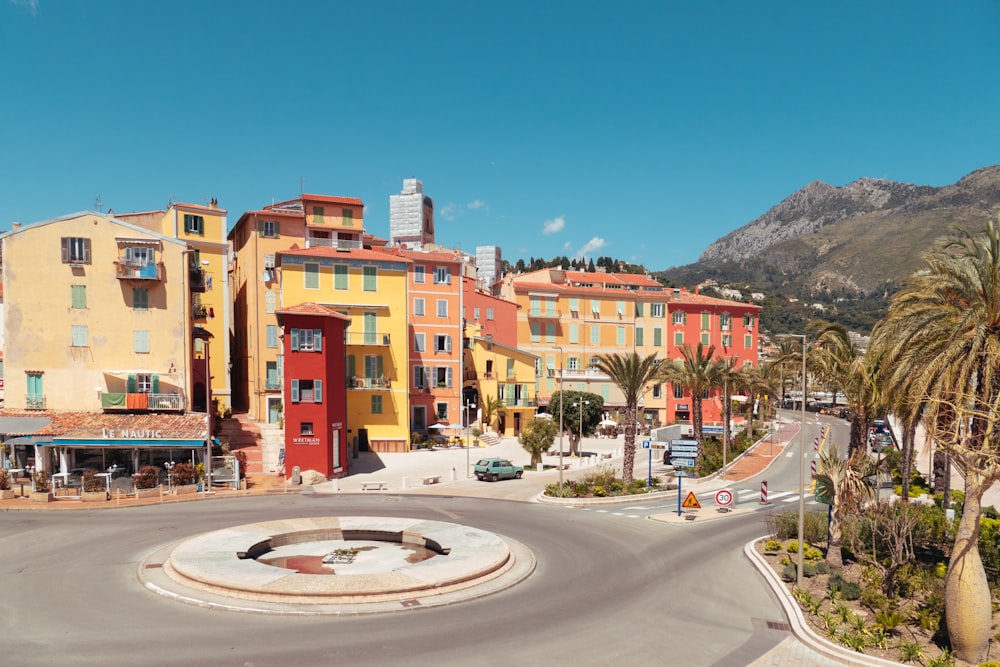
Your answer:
(462, 275), (518, 347)
(276, 303), (351, 478)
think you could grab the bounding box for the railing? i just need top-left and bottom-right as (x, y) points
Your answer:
(527, 309), (561, 318)
(305, 237), (362, 250)
(503, 398), (538, 408)
(264, 379), (281, 390)
(189, 266), (206, 292)
(344, 332), (391, 346)
(349, 376), (392, 390)
(115, 261), (163, 280)
(100, 392), (185, 411)
(558, 368), (609, 380)
(26, 394), (46, 410)
(148, 393), (184, 410)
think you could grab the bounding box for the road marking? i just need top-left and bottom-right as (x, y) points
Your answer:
(596, 509), (609, 513)
(626, 515), (640, 518)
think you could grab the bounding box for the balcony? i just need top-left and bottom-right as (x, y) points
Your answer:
(26, 393), (46, 410)
(115, 261), (163, 281)
(558, 368), (610, 381)
(306, 237), (362, 251)
(527, 309), (561, 319)
(344, 332), (391, 346)
(503, 397), (538, 408)
(189, 266), (206, 292)
(264, 379), (281, 391)
(193, 305), (208, 319)
(100, 392), (185, 411)
(349, 376), (392, 390)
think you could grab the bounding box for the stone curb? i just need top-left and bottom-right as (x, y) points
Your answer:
(744, 536), (905, 667)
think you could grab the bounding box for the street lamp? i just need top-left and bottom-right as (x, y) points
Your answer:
(574, 399), (589, 458)
(164, 461), (176, 493)
(778, 333), (807, 588)
(464, 398), (477, 478)
(555, 346), (565, 487)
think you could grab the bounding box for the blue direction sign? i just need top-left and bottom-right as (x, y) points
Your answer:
(670, 457), (696, 467)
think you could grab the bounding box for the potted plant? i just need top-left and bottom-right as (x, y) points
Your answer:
(170, 462), (199, 494)
(0, 468), (13, 500)
(81, 469), (108, 502)
(133, 464), (162, 498)
(30, 469), (52, 502)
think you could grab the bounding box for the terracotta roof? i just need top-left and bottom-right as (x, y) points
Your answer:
(393, 248), (462, 263)
(171, 202), (228, 214)
(0, 410), (209, 438)
(279, 246), (412, 263)
(276, 303), (352, 320)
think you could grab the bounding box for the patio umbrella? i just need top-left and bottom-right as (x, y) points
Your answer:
(599, 419), (618, 427)
(535, 413), (553, 420)
(429, 423), (451, 430)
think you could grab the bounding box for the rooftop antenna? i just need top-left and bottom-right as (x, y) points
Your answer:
(94, 195), (103, 213)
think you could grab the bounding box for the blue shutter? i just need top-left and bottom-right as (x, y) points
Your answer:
(290, 328), (299, 351)
(291, 379), (300, 402)
(314, 380), (322, 403)
(314, 329), (322, 352)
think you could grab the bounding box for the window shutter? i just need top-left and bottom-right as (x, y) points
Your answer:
(274, 221), (280, 237)
(314, 380), (323, 403)
(290, 328), (299, 351)
(291, 379), (300, 402)
(127, 374), (137, 393)
(445, 335), (452, 352)
(424, 366), (430, 387)
(447, 367), (453, 387)
(152, 375), (160, 393)
(61, 238), (70, 262)
(377, 355), (384, 377)
(314, 329), (323, 351)
(257, 221), (264, 234)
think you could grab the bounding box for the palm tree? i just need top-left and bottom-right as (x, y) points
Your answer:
(481, 394), (505, 433)
(659, 343), (722, 453)
(872, 217), (1000, 663)
(595, 352), (663, 484)
(814, 446), (877, 568)
(769, 337), (802, 407)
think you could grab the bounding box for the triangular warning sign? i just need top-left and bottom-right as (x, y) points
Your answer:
(681, 491), (701, 509)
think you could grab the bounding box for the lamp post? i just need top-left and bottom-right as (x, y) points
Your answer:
(465, 398), (477, 478)
(574, 399), (589, 458)
(164, 461), (175, 493)
(778, 333), (807, 588)
(556, 346), (565, 487)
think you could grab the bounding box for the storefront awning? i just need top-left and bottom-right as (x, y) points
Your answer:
(46, 438), (206, 448)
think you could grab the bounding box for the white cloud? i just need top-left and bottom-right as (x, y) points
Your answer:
(542, 215), (565, 235)
(439, 203), (458, 221)
(10, 0), (39, 14)
(575, 237), (607, 259)
(467, 199), (486, 211)
(563, 241), (572, 251)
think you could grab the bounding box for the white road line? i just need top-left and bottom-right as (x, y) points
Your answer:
(626, 515), (640, 518)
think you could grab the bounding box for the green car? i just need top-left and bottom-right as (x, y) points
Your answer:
(474, 458), (524, 482)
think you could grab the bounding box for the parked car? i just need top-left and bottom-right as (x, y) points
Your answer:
(474, 458), (523, 482)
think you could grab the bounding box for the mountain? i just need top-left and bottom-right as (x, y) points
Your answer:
(656, 165), (1000, 333)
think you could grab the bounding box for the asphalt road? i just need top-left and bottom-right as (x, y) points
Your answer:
(2, 492), (792, 667)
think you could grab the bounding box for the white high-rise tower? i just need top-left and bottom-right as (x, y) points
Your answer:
(389, 178), (434, 248)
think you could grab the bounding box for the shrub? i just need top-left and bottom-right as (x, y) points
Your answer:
(82, 470), (105, 492)
(171, 462), (197, 486)
(572, 482), (589, 497)
(786, 541), (799, 554)
(32, 469), (50, 492)
(765, 508), (828, 542)
(781, 562), (796, 582)
(134, 465), (161, 489)
(803, 561), (818, 577)
(610, 480), (624, 493)
(897, 640), (924, 664)
(544, 482), (573, 498)
(0, 468), (9, 491)
(804, 547), (824, 561)
(593, 485), (607, 497)
(764, 539), (783, 553)
(233, 451), (247, 479)
(814, 561), (830, 575)
(828, 573), (861, 600)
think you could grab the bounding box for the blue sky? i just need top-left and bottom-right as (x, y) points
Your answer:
(2, 1), (998, 269)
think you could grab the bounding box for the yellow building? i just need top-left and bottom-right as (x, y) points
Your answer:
(278, 246), (412, 453)
(463, 323), (539, 438)
(116, 201), (231, 412)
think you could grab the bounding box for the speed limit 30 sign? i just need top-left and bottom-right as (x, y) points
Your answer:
(715, 488), (734, 507)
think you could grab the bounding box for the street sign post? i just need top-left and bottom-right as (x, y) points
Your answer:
(669, 457), (695, 468)
(715, 488), (734, 511)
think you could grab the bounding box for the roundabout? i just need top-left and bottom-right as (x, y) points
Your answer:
(141, 515), (535, 614)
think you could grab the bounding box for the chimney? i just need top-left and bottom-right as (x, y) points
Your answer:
(11, 222), (21, 230)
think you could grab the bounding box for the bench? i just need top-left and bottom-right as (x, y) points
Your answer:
(360, 481), (388, 491)
(422, 475), (442, 485)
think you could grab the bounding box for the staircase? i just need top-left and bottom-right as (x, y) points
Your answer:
(215, 413), (284, 475)
(478, 430), (503, 447)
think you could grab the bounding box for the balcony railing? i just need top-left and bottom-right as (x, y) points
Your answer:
(349, 376), (392, 390)
(264, 379), (281, 390)
(344, 332), (391, 346)
(527, 309), (561, 319)
(100, 392), (185, 411)
(26, 394), (46, 410)
(115, 261), (163, 281)
(503, 397), (538, 408)
(189, 266), (206, 292)
(305, 237), (363, 250)
(193, 305), (208, 319)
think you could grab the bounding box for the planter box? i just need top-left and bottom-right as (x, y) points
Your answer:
(134, 486), (161, 499)
(81, 490), (109, 502)
(0, 489), (14, 500)
(29, 491), (53, 503)
(172, 484), (199, 495)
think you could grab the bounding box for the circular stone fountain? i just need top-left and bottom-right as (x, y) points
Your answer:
(141, 516), (534, 614)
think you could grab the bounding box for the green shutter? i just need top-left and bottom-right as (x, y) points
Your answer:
(290, 328), (299, 351)
(314, 380), (323, 403)
(314, 329), (323, 352)
(152, 375), (160, 393)
(71, 285), (86, 309)
(291, 379), (300, 402)
(127, 374), (137, 393)
(635, 328), (644, 346)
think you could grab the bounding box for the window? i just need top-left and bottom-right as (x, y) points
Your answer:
(435, 367), (452, 388)
(672, 311), (686, 325)
(266, 325), (278, 348)
(506, 358), (515, 378)
(651, 303), (665, 318)
(414, 333), (426, 352)
(434, 334), (452, 353)
(589, 355), (600, 369)
(635, 302), (644, 317)
(71, 325), (88, 347)
(617, 326), (626, 346)
(591, 300), (601, 314)
(265, 361), (279, 389)
(334, 265), (348, 290)
(701, 332), (710, 345)
(263, 253), (276, 270)
(71, 285), (86, 309)
(371, 395), (383, 414)
(61, 237), (91, 264)
(300, 422), (313, 436)
(720, 313), (732, 330)
(674, 331), (684, 346)
(546, 299), (556, 317)
(473, 307), (480, 320)
(673, 384), (684, 399)
(617, 301), (626, 316)
(744, 314), (755, 329)
(312, 206), (325, 224)
(652, 384), (662, 399)
(567, 356), (580, 371)
(436, 300), (448, 317)
(413, 365), (430, 388)
(260, 220), (280, 238)
(530, 322), (541, 343)
(363, 266), (377, 291)
(264, 290), (276, 314)
(134, 330), (150, 353)
(722, 333), (732, 348)
(530, 297), (540, 317)
(183, 214), (204, 235)
(304, 263), (320, 289)
(545, 323), (555, 343)
(436, 402), (449, 421)
(342, 208), (354, 227)
(413, 265), (426, 283)
(745, 334), (753, 348)
(591, 324), (600, 345)
(701, 312), (711, 329)
(569, 323), (579, 344)
(635, 327), (644, 346)
(133, 287), (148, 310)
(290, 328), (323, 352)
(434, 266), (451, 284)
(291, 379), (322, 403)
(486, 308), (495, 320)
(364, 355), (383, 378)
(27, 372), (43, 408)
(569, 298), (579, 313)
(414, 298), (425, 316)
(653, 327), (662, 347)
